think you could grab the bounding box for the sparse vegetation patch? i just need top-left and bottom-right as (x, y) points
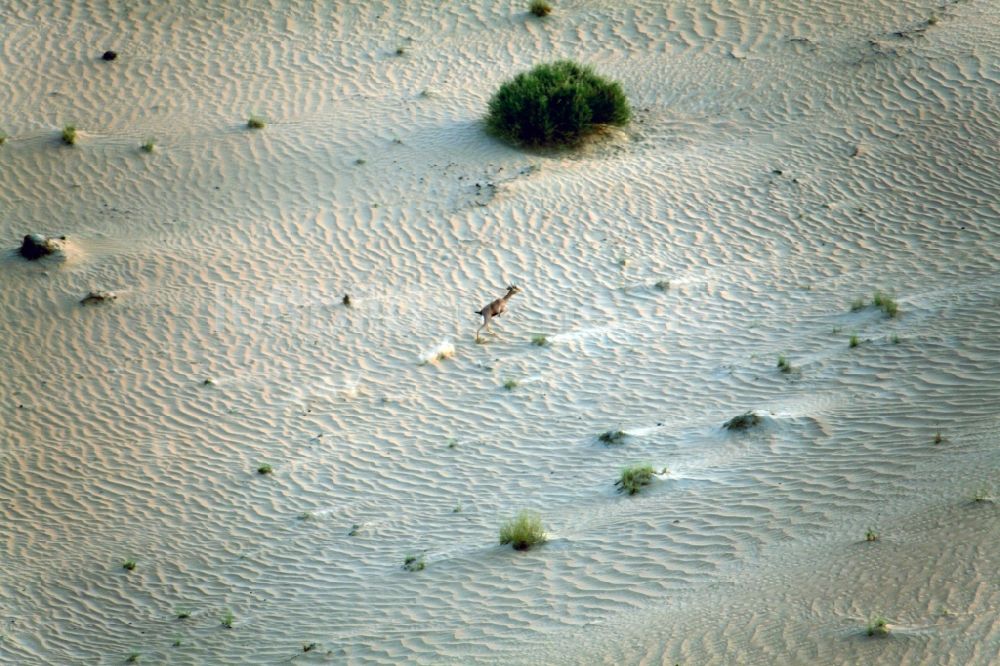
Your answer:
(598, 430), (627, 445)
(867, 616), (890, 637)
(499, 509), (546, 550)
(616, 463), (655, 495)
(724, 411), (761, 431)
(402, 554), (426, 571)
(529, 0), (553, 17)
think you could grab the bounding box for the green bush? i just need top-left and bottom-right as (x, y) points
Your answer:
(486, 60), (630, 147)
(499, 509), (546, 550)
(529, 0), (553, 16)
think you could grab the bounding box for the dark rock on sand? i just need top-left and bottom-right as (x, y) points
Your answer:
(101, 50), (118, 61)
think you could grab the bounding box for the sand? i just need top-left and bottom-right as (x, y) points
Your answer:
(1, 0), (999, 663)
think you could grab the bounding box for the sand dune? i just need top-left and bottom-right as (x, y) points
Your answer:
(1, 0), (998, 663)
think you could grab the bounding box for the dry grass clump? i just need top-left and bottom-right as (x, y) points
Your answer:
(499, 509), (546, 550)
(616, 463), (655, 495)
(247, 115), (266, 129)
(61, 125), (77, 145)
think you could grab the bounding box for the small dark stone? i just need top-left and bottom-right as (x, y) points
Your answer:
(342, 294), (351, 307)
(101, 50), (117, 61)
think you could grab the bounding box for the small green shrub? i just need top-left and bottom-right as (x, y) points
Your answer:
(247, 115), (266, 129)
(724, 411), (761, 431)
(529, 0), (553, 17)
(616, 463), (655, 495)
(531, 334), (548, 346)
(0, 130), (7, 145)
(891, 333), (901, 344)
(933, 431), (943, 445)
(499, 509), (546, 550)
(850, 297), (866, 311)
(141, 139), (155, 153)
(122, 559), (137, 571)
(486, 60), (631, 147)
(62, 125), (78, 145)
(598, 430), (627, 445)
(257, 463), (273, 475)
(126, 653), (140, 663)
(865, 528), (878, 542)
(176, 609), (191, 619)
(402, 554), (425, 571)
(221, 610), (235, 629)
(867, 616), (890, 637)
(303, 643), (318, 652)
(777, 355), (792, 373)
(654, 279), (670, 292)
(873, 291), (898, 317)
(849, 335), (860, 348)
(503, 379), (518, 390)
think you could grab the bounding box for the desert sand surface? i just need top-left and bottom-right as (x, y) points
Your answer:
(1, 0), (999, 663)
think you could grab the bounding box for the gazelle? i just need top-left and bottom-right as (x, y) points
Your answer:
(475, 285), (522, 339)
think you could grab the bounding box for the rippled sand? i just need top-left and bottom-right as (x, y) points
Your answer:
(1, 1), (999, 663)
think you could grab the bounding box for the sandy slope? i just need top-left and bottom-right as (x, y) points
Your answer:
(1, 0), (998, 663)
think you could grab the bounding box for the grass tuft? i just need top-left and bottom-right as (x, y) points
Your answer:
(0, 130), (7, 145)
(402, 554), (426, 572)
(140, 138), (155, 153)
(973, 489), (991, 503)
(872, 291), (898, 317)
(176, 609), (191, 620)
(777, 355), (792, 373)
(529, 0), (553, 17)
(849, 335), (860, 348)
(850, 297), (866, 311)
(616, 463), (655, 495)
(303, 643), (318, 652)
(865, 528), (879, 542)
(934, 431), (943, 445)
(257, 463), (273, 475)
(654, 279), (670, 292)
(62, 125), (77, 145)
(122, 559), (137, 571)
(485, 60), (630, 147)
(867, 616), (890, 637)
(531, 334), (548, 347)
(221, 610), (235, 629)
(503, 379), (518, 391)
(126, 653), (140, 663)
(499, 509), (546, 550)
(247, 115), (266, 129)
(598, 430), (627, 445)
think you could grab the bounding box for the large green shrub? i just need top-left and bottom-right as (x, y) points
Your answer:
(486, 60), (631, 147)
